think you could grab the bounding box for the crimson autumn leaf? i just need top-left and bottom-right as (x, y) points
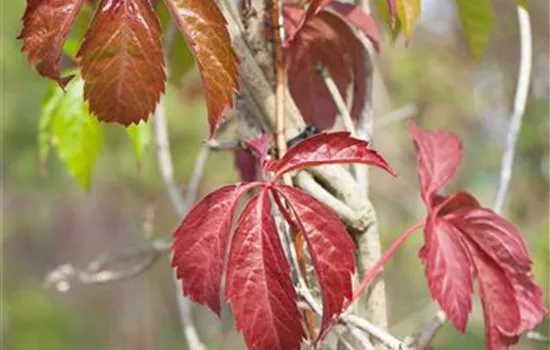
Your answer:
(225, 190), (305, 350)
(163, 0), (239, 136)
(410, 121), (547, 350)
(172, 182), (261, 315)
(283, 2), (378, 130)
(267, 131), (395, 181)
(274, 185), (356, 342)
(18, 0), (86, 88)
(173, 132), (394, 349)
(77, 0), (166, 125)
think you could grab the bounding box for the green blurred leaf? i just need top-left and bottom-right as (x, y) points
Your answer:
(126, 120), (151, 162)
(39, 76), (102, 189)
(514, 0), (528, 9)
(375, 0), (402, 41)
(396, 0), (421, 40)
(454, 0), (494, 58)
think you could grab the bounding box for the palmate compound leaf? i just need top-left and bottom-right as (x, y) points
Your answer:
(163, 0), (239, 137)
(274, 185), (356, 342)
(18, 0), (86, 88)
(77, 0), (166, 125)
(410, 121), (547, 350)
(174, 132), (395, 348)
(40, 76), (102, 190)
(267, 132), (395, 181)
(172, 182), (261, 315)
(225, 189), (305, 350)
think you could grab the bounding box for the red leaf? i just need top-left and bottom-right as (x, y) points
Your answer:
(172, 182), (260, 315)
(327, 2), (380, 51)
(275, 185), (356, 341)
(164, 0), (239, 137)
(225, 190), (305, 350)
(243, 133), (272, 167)
(268, 132), (395, 181)
(446, 207), (547, 332)
(422, 215), (474, 332)
(77, 0), (165, 125)
(18, 0), (86, 87)
(234, 149), (257, 182)
(409, 121), (463, 207)
(283, 5), (369, 130)
(411, 123), (547, 349)
(467, 246), (521, 350)
(303, 0), (332, 24)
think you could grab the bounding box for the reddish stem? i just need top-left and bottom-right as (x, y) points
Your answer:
(348, 220), (425, 306)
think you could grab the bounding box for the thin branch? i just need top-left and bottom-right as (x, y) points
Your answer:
(44, 239), (170, 290)
(318, 64), (356, 136)
(493, 6), (533, 214)
(410, 310), (446, 350)
(525, 331), (550, 343)
(151, 21), (207, 350)
(375, 104), (418, 129)
(204, 139), (241, 151)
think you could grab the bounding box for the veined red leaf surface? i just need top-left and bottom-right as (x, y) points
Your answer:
(409, 121), (463, 207)
(283, 5), (369, 130)
(225, 190), (305, 350)
(77, 0), (165, 125)
(172, 182), (260, 315)
(467, 247), (521, 350)
(18, 0), (86, 87)
(268, 132), (395, 180)
(410, 122), (547, 350)
(423, 215), (474, 332)
(446, 207), (547, 332)
(164, 0), (239, 136)
(275, 185), (356, 341)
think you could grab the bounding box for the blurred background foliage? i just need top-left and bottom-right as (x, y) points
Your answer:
(1, 0), (548, 349)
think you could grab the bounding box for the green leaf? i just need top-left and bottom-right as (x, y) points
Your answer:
(126, 121), (151, 162)
(397, 0), (421, 40)
(454, 0), (495, 59)
(39, 77), (102, 189)
(514, 0), (528, 9)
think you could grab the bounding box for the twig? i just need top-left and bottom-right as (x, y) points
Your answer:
(493, 6), (532, 214)
(318, 64), (356, 136)
(409, 310), (446, 350)
(204, 139), (241, 151)
(375, 104), (418, 129)
(525, 331), (550, 343)
(44, 239), (170, 290)
(152, 21), (206, 350)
